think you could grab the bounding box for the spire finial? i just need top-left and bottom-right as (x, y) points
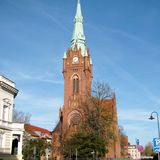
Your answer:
(71, 0), (87, 56)
(75, 0), (82, 18)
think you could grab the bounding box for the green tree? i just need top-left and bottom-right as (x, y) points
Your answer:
(63, 132), (106, 159)
(23, 138), (51, 160)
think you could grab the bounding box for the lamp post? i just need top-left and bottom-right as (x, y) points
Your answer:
(75, 148), (77, 160)
(149, 111), (160, 160)
(91, 150), (95, 160)
(33, 146), (36, 160)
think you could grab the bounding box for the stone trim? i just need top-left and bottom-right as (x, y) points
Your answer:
(0, 81), (18, 98)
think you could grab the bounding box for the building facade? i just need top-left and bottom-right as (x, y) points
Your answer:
(0, 75), (24, 160)
(52, 0), (126, 159)
(128, 145), (141, 160)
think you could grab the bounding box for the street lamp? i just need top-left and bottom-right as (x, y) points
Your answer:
(149, 111), (160, 138)
(149, 111), (160, 160)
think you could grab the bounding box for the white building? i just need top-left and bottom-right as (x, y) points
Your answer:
(0, 75), (24, 160)
(128, 145), (141, 160)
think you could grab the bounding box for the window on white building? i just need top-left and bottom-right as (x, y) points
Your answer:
(3, 105), (8, 121)
(2, 98), (11, 122)
(0, 134), (3, 147)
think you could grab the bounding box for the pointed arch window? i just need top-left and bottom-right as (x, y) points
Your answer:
(73, 75), (79, 93)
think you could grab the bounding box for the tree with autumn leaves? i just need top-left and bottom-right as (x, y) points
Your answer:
(63, 82), (118, 159)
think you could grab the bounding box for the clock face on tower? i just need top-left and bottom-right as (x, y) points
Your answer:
(72, 56), (79, 63)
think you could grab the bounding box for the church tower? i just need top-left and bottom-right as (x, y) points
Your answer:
(52, 1), (127, 159)
(61, 0), (92, 135)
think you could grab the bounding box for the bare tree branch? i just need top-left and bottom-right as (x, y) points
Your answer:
(13, 109), (31, 123)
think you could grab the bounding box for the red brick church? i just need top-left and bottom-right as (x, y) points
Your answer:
(52, 0), (128, 159)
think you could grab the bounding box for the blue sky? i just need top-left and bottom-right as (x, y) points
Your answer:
(0, 0), (160, 146)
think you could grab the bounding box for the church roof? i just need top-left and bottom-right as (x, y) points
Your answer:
(52, 121), (61, 132)
(24, 124), (52, 139)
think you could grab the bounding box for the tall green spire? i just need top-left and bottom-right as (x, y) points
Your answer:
(71, 0), (87, 56)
